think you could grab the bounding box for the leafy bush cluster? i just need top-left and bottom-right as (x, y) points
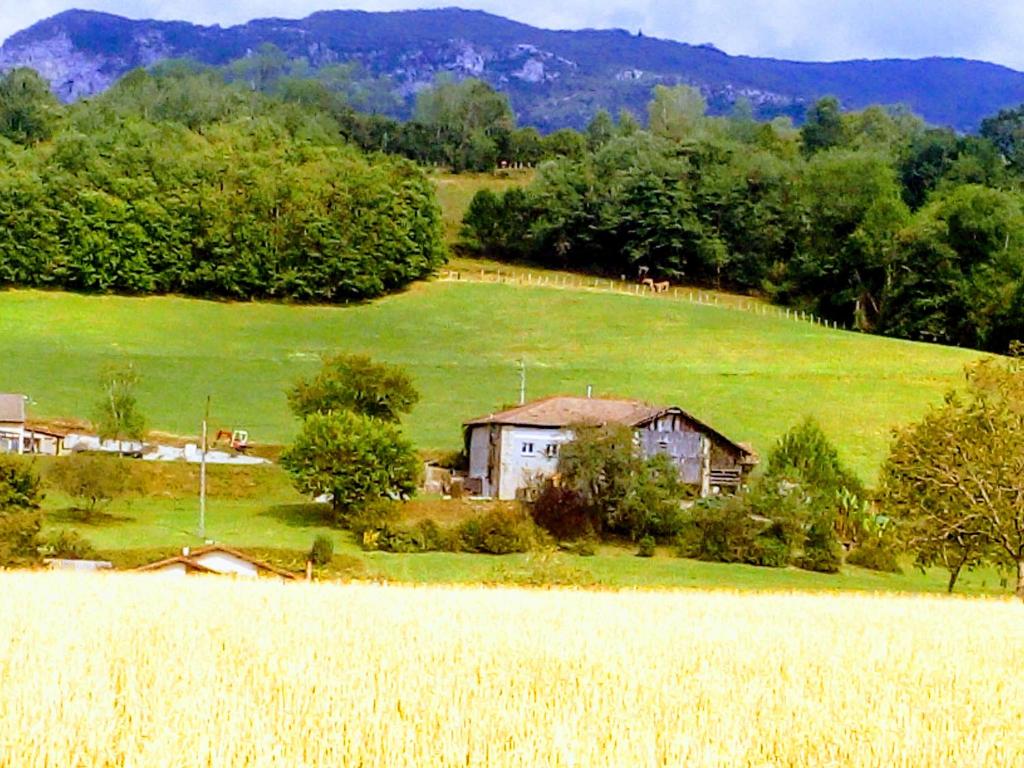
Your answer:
(677, 418), (898, 574)
(360, 505), (545, 555)
(0, 68), (445, 303)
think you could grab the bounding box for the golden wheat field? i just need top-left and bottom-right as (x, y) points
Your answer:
(1, 573), (1022, 767)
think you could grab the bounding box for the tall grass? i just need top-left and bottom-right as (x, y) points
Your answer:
(2, 573), (1021, 766)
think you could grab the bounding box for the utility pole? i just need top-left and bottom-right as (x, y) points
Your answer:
(518, 359), (526, 405)
(199, 395), (210, 539)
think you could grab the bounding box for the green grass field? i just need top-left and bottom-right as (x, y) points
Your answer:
(0, 282), (981, 480)
(43, 479), (1007, 597)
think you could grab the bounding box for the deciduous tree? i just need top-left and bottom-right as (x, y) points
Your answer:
(880, 354), (1024, 596)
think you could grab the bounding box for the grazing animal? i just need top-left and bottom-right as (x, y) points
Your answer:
(654, 281), (670, 293)
(641, 278), (656, 290)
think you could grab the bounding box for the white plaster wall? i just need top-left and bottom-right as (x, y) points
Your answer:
(193, 552), (259, 578)
(497, 426), (572, 500)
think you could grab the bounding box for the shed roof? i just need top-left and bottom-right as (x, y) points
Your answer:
(133, 545), (299, 579)
(0, 394), (25, 424)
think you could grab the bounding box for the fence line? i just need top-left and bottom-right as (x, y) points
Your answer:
(436, 269), (849, 331)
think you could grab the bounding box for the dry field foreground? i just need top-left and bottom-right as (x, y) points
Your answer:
(1, 574), (1022, 767)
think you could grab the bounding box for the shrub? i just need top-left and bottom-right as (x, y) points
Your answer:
(362, 507), (543, 555)
(797, 515), (843, 573)
(677, 496), (798, 569)
(0, 457), (44, 567)
(40, 530), (98, 560)
(636, 536), (656, 558)
(346, 500), (401, 536)
(48, 453), (130, 519)
(568, 538), (597, 557)
(488, 552), (596, 587)
(309, 535), (334, 567)
(528, 481), (597, 540)
(847, 540), (903, 573)
(456, 507), (542, 555)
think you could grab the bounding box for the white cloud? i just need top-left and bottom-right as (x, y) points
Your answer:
(3, 1), (1024, 71)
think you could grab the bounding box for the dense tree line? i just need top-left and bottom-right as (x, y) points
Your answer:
(461, 87), (1024, 352)
(0, 66), (445, 302)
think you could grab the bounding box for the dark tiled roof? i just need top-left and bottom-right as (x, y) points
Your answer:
(0, 394), (25, 424)
(464, 396), (662, 428)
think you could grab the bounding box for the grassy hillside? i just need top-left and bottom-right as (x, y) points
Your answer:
(0, 282), (980, 480)
(431, 169), (533, 243)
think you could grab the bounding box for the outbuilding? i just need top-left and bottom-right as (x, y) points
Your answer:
(133, 545), (299, 580)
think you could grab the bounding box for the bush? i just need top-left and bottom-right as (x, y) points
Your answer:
(0, 456), (44, 567)
(676, 496), (798, 569)
(797, 515), (843, 573)
(362, 507), (543, 555)
(528, 481), (597, 540)
(346, 500), (401, 536)
(48, 454), (130, 518)
(847, 539), (903, 573)
(488, 552), (596, 588)
(567, 538), (597, 557)
(309, 535), (334, 567)
(40, 530), (98, 560)
(456, 507), (541, 555)
(636, 535), (656, 558)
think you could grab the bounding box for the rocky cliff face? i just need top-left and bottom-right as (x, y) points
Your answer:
(3, 8), (1024, 131)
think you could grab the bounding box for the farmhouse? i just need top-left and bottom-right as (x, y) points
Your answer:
(134, 545), (299, 580)
(464, 396), (757, 500)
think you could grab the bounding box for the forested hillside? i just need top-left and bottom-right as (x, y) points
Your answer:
(0, 67), (445, 302)
(6, 8), (1024, 131)
(462, 88), (1024, 353)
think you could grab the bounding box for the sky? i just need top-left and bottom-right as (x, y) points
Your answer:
(4, 1), (1024, 71)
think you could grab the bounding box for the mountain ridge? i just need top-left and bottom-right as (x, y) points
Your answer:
(3, 7), (1024, 131)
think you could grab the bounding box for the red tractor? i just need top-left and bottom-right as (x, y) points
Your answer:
(214, 429), (250, 453)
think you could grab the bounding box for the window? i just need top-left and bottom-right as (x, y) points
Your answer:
(545, 443), (560, 458)
(521, 442), (535, 455)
